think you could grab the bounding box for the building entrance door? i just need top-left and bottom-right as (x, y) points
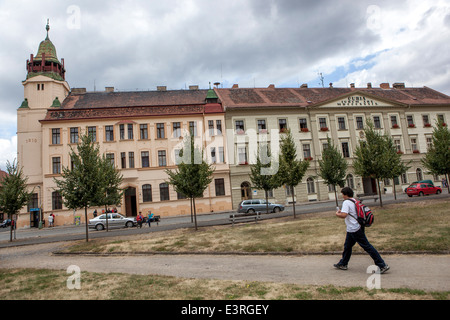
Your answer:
(241, 182), (252, 200)
(362, 178), (378, 195)
(125, 187), (137, 217)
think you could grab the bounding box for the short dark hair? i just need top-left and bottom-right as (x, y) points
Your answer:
(341, 187), (354, 197)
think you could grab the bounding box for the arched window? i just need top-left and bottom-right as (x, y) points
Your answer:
(307, 178), (315, 194)
(142, 184), (152, 202)
(159, 183), (170, 201)
(416, 168), (423, 181)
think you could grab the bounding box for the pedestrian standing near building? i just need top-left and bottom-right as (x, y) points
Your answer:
(334, 187), (390, 274)
(137, 211), (144, 228)
(48, 213), (54, 227)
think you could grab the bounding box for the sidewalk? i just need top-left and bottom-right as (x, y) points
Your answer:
(1, 242), (449, 292)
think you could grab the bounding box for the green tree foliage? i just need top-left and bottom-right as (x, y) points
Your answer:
(98, 154), (124, 231)
(165, 135), (214, 230)
(354, 121), (399, 207)
(54, 133), (104, 241)
(277, 130), (309, 218)
(421, 121), (450, 192)
(0, 160), (33, 242)
(318, 137), (348, 206)
(249, 143), (281, 214)
(382, 135), (411, 199)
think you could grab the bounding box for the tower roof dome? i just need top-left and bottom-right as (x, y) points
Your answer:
(26, 20), (66, 81)
(34, 20), (60, 64)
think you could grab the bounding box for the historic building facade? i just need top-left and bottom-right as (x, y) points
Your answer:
(14, 24), (450, 227)
(16, 25), (232, 228)
(216, 84), (450, 209)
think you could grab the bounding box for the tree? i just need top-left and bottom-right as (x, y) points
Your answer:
(318, 137), (348, 206)
(98, 154), (124, 231)
(54, 133), (104, 241)
(421, 121), (450, 192)
(353, 121), (390, 207)
(277, 130), (310, 218)
(249, 143), (281, 214)
(0, 160), (33, 242)
(382, 135), (411, 200)
(165, 135), (214, 230)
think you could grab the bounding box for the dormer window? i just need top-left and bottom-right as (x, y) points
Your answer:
(37, 83), (45, 91)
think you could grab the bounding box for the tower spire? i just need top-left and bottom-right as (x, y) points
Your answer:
(45, 19), (50, 40)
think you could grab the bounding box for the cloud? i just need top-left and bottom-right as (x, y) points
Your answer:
(0, 136), (17, 171)
(0, 1), (449, 160)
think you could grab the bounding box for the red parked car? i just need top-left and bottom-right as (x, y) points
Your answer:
(406, 183), (442, 197)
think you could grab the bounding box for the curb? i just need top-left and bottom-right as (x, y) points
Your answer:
(52, 250), (450, 257)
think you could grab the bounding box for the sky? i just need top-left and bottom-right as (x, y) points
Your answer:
(0, 0), (449, 170)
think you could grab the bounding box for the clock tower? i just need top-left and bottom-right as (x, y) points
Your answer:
(17, 21), (70, 187)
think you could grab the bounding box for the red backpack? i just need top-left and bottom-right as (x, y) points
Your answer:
(348, 199), (374, 227)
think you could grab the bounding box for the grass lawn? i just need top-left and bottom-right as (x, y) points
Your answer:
(66, 198), (450, 254)
(1, 198), (449, 300)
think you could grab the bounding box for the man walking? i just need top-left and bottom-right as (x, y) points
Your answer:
(334, 187), (390, 273)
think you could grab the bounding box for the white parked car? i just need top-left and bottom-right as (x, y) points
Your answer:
(88, 213), (136, 231)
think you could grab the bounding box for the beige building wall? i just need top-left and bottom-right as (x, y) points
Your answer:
(18, 109), (232, 228)
(224, 92), (450, 210)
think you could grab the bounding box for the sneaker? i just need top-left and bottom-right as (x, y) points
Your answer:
(380, 265), (390, 274)
(333, 263), (348, 270)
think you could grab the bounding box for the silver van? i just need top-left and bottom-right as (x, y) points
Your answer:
(237, 199), (284, 213)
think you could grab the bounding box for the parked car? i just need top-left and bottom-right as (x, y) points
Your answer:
(0, 219), (12, 228)
(406, 183), (442, 197)
(88, 213), (136, 231)
(404, 180), (434, 193)
(238, 199), (285, 213)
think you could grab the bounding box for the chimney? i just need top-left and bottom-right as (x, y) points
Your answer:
(350, 83), (355, 88)
(105, 87), (114, 93)
(71, 88), (87, 94)
(367, 83), (372, 89)
(393, 82), (405, 89)
(157, 86), (167, 91)
(329, 83), (333, 88)
(380, 83), (390, 89)
(189, 85), (199, 90)
(268, 84), (275, 89)
(232, 84), (239, 89)
(300, 84), (308, 88)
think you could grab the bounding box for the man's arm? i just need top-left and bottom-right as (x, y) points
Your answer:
(336, 209), (348, 219)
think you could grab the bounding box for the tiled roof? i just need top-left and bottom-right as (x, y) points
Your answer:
(217, 85), (450, 109)
(41, 89), (224, 122)
(61, 90), (210, 109)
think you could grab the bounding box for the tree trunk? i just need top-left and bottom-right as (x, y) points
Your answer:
(190, 198), (193, 223)
(9, 214), (13, 242)
(446, 173), (450, 193)
(193, 197), (198, 231)
(85, 206), (89, 242)
(292, 186), (296, 219)
(334, 186), (338, 207)
(376, 178), (383, 207)
(265, 190), (269, 214)
(393, 178), (397, 200)
(105, 205), (109, 232)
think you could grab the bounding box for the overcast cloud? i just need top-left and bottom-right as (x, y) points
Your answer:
(0, 0), (450, 170)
